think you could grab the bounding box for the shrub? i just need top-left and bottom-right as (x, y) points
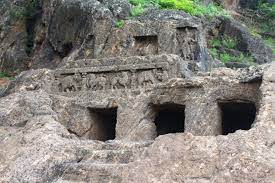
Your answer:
(115, 20), (125, 28)
(209, 36), (237, 49)
(222, 36), (237, 49)
(128, 0), (230, 17)
(130, 4), (145, 16)
(258, 3), (275, 18)
(159, 0), (195, 14)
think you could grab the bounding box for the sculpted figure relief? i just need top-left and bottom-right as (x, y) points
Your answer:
(138, 70), (156, 88)
(81, 73), (89, 90)
(57, 64), (171, 92)
(87, 74), (97, 90)
(177, 27), (197, 60)
(74, 72), (83, 91)
(154, 69), (169, 82)
(111, 72), (129, 90)
(94, 76), (107, 90)
(59, 74), (79, 92)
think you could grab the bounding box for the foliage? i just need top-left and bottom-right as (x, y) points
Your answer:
(209, 36), (254, 64)
(159, 0), (196, 14)
(128, 0), (230, 17)
(264, 37), (275, 56)
(218, 52), (254, 64)
(130, 4), (145, 17)
(192, 2), (230, 17)
(115, 20), (125, 28)
(249, 26), (262, 38)
(222, 36), (237, 49)
(209, 36), (237, 49)
(258, 2), (275, 18)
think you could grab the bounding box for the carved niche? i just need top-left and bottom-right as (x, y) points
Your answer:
(176, 27), (199, 60)
(133, 35), (159, 56)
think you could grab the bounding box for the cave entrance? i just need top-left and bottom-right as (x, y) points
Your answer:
(89, 108), (117, 141)
(154, 104), (185, 136)
(219, 102), (256, 135)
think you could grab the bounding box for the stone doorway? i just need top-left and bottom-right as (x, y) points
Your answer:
(153, 104), (185, 136)
(219, 102), (256, 135)
(89, 108), (117, 141)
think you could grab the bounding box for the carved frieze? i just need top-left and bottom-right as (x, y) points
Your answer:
(53, 62), (172, 93)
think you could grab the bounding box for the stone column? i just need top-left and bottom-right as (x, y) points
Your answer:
(115, 93), (157, 141)
(185, 99), (221, 136)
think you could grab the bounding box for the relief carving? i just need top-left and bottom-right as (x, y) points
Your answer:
(59, 73), (82, 92)
(56, 63), (171, 92)
(94, 76), (107, 90)
(177, 27), (198, 60)
(111, 72), (129, 90)
(138, 70), (156, 88)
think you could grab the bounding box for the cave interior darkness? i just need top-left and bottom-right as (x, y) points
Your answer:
(219, 102), (257, 135)
(154, 104), (185, 136)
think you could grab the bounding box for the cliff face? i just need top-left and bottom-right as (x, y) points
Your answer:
(0, 0), (273, 75)
(0, 0), (130, 74)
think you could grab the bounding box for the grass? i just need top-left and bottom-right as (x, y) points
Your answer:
(128, 0), (230, 17)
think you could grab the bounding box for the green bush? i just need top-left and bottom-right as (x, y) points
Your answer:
(115, 20), (125, 28)
(215, 52), (254, 64)
(258, 3), (275, 18)
(130, 4), (145, 16)
(222, 36), (237, 49)
(128, 0), (230, 17)
(264, 37), (275, 55)
(159, 0), (195, 14)
(210, 36), (237, 49)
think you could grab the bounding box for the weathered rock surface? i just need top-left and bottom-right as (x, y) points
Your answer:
(0, 1), (274, 182)
(0, 0), (273, 75)
(0, 56), (274, 182)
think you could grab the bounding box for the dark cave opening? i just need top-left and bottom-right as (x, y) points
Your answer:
(154, 104), (185, 136)
(90, 108), (117, 141)
(219, 102), (256, 135)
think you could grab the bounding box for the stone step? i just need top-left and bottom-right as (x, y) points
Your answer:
(98, 140), (152, 151)
(82, 149), (138, 164)
(55, 163), (126, 183)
